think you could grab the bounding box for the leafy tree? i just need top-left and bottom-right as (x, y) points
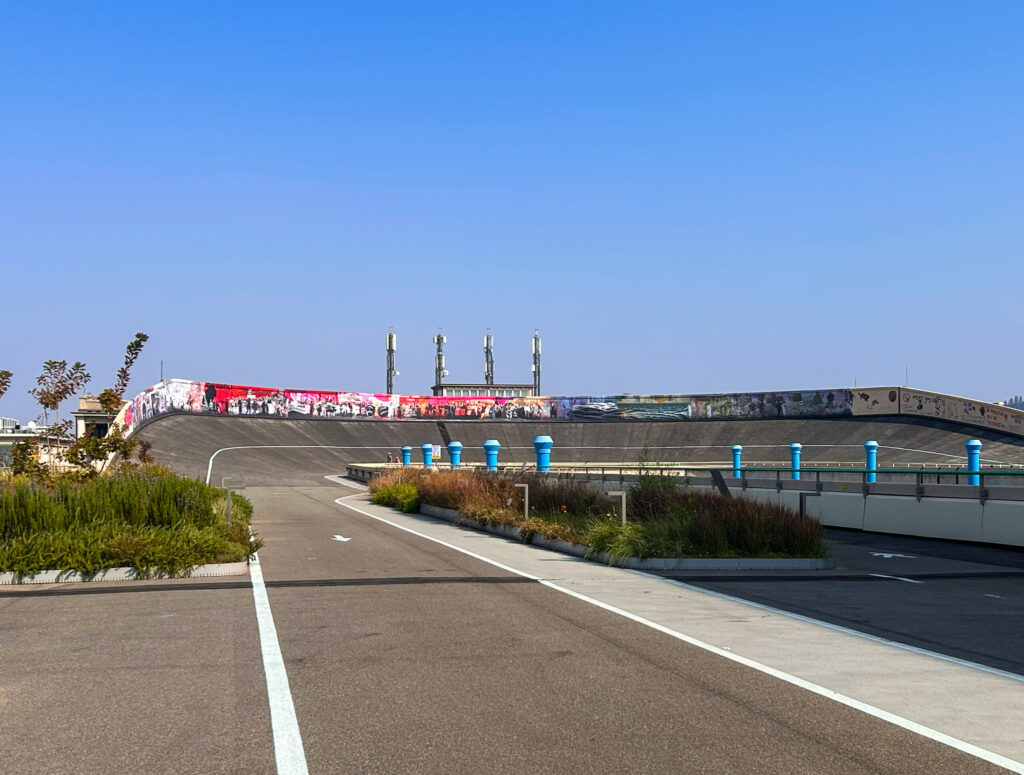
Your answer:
(29, 360), (90, 432)
(61, 333), (150, 476)
(0, 369), (11, 400)
(15, 333), (150, 481)
(98, 332), (149, 415)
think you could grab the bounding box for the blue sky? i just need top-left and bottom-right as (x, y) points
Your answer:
(2, 2), (1022, 421)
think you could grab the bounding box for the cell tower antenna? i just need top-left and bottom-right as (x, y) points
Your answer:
(385, 327), (398, 394)
(531, 329), (541, 395)
(484, 329), (495, 386)
(433, 328), (448, 395)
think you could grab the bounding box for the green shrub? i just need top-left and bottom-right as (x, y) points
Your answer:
(370, 482), (420, 513)
(0, 468), (262, 577)
(367, 469), (828, 560)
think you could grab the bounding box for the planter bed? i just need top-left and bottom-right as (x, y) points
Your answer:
(419, 504), (834, 571)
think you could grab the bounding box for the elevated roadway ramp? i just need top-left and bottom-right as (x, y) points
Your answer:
(16, 408), (1013, 773)
(137, 412), (1024, 486)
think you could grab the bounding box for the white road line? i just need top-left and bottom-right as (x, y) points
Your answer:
(334, 495), (1024, 774)
(870, 573), (924, 584)
(639, 572), (1024, 684)
(250, 551), (309, 775)
(335, 496), (540, 580)
(323, 474), (368, 489)
(205, 445), (393, 484)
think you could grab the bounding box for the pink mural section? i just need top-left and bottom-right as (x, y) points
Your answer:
(116, 379), (1024, 438)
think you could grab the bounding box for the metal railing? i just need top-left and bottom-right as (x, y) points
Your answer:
(355, 461), (1024, 490)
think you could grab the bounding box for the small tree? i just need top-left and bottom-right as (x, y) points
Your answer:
(98, 332), (149, 415)
(15, 333), (150, 481)
(62, 333), (150, 475)
(0, 370), (11, 400)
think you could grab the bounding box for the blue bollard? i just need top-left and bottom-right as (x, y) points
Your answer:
(864, 441), (879, 484)
(966, 439), (982, 486)
(790, 442), (802, 480)
(421, 442), (434, 469)
(533, 435), (553, 472)
(483, 439), (501, 471)
(447, 441), (463, 470)
(401, 446), (412, 467)
(731, 445), (743, 479)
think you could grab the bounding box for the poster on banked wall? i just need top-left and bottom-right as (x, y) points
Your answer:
(117, 379), (1024, 437)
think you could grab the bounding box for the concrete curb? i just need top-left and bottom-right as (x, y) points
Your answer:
(0, 560), (250, 585)
(418, 504), (833, 571)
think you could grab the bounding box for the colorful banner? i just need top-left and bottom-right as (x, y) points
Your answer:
(117, 379), (1024, 438)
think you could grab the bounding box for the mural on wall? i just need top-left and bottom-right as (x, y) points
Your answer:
(120, 380), (861, 432)
(851, 387), (900, 416)
(116, 379), (1024, 437)
(899, 388), (1024, 434)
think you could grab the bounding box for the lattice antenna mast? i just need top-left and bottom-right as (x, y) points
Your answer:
(484, 329), (495, 386)
(385, 327), (398, 394)
(433, 328), (448, 391)
(531, 329), (541, 395)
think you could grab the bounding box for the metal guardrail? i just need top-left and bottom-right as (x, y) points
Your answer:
(351, 461), (1024, 502)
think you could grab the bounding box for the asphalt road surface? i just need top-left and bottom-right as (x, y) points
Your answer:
(669, 528), (1024, 676)
(3, 475), (1022, 774)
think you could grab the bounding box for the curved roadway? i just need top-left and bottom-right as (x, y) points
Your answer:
(2, 415), (1022, 773)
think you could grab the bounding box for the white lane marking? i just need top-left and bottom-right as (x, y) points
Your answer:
(250, 551), (309, 775)
(638, 573), (1024, 684)
(334, 496), (540, 580)
(331, 535), (352, 542)
(323, 474), (368, 489)
(871, 552), (916, 559)
(870, 573), (924, 584)
(333, 495), (1024, 773)
(986, 594), (1004, 599)
(205, 445), (394, 484)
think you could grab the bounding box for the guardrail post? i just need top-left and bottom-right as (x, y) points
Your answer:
(421, 442), (434, 469)
(864, 440), (878, 484)
(514, 483), (529, 519)
(483, 439), (500, 471)
(401, 446), (412, 467)
(966, 439), (982, 486)
(608, 490), (627, 525)
(790, 443), (802, 481)
(447, 441), (463, 470)
(731, 445), (742, 478)
(532, 435), (553, 472)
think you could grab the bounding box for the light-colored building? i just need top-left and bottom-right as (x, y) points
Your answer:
(72, 393), (112, 440)
(432, 383), (536, 398)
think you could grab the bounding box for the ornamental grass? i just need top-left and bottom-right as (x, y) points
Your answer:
(0, 467), (263, 577)
(370, 469), (828, 560)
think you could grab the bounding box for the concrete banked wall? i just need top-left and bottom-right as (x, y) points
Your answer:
(121, 378), (1024, 485)
(137, 413), (1024, 487)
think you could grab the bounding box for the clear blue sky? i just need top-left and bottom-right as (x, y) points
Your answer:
(2, 2), (1022, 422)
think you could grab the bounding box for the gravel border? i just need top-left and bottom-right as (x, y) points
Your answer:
(419, 504), (833, 571)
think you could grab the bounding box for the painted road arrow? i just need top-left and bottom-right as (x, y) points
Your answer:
(331, 535), (352, 542)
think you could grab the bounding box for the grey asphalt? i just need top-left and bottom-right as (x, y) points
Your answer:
(0, 479), (1012, 774)
(248, 482), (1012, 774)
(0, 578), (275, 774)
(671, 529), (1024, 676)
(137, 412), (1024, 485)
(4, 411), (1023, 773)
